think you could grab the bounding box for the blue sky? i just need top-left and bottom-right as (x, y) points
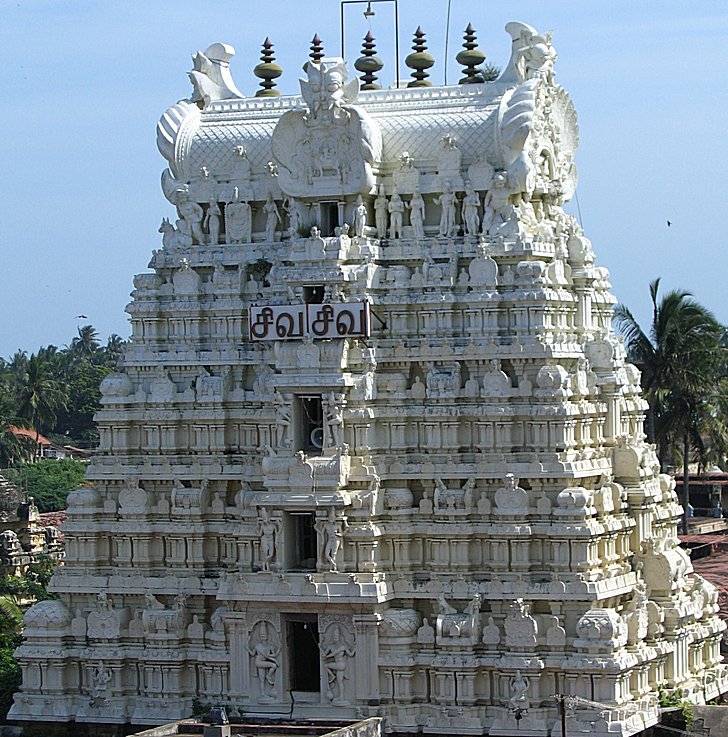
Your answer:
(2, 1), (726, 357)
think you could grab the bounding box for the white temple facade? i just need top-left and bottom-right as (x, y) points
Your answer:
(11, 21), (727, 736)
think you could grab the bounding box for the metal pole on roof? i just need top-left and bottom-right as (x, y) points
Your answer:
(340, 0), (400, 88)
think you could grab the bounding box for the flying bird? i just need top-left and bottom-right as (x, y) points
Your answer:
(666, 220), (672, 227)
(75, 314), (88, 319)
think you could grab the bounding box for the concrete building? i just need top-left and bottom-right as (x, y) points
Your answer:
(11, 20), (727, 736)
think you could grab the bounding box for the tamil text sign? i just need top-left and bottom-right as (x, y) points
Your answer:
(249, 302), (370, 341)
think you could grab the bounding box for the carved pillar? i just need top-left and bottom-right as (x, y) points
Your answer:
(226, 612), (249, 698)
(353, 614), (380, 703)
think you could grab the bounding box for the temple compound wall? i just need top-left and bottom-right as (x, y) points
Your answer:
(11, 21), (727, 736)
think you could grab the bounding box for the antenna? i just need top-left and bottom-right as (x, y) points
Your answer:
(340, 0), (400, 88)
(444, 0), (452, 84)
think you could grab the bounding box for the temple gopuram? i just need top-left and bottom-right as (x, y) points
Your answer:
(11, 21), (727, 736)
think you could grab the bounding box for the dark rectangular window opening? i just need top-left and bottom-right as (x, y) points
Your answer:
(319, 201), (339, 236)
(288, 617), (320, 692)
(297, 395), (323, 453)
(290, 512), (317, 570)
(303, 285), (325, 304)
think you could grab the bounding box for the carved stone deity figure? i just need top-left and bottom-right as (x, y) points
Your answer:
(481, 171), (516, 236)
(504, 598), (538, 647)
(271, 57), (381, 196)
(248, 621), (280, 700)
(159, 217), (192, 250)
(195, 166), (216, 203)
(309, 226), (326, 257)
(323, 392), (344, 449)
(257, 508), (281, 572)
(177, 191), (205, 244)
(462, 184), (481, 236)
(263, 194), (281, 242)
(204, 199), (221, 245)
(495, 473), (529, 515)
(274, 393), (291, 448)
(87, 592), (120, 639)
(91, 662), (112, 704)
(482, 616), (500, 645)
(283, 197), (305, 237)
(353, 194), (367, 238)
(321, 624), (354, 703)
(437, 133), (463, 188)
(374, 185), (388, 238)
(388, 190), (404, 240)
(230, 144), (252, 184)
(509, 670), (530, 711)
(225, 187), (252, 244)
(316, 507), (349, 572)
(434, 180), (458, 237)
(407, 190), (426, 240)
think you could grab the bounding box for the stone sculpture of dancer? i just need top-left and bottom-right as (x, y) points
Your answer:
(204, 199), (221, 245)
(248, 622), (279, 700)
(407, 190), (426, 240)
(321, 624), (354, 702)
(257, 507), (281, 571)
(509, 670), (530, 712)
(434, 180), (458, 237)
(353, 194), (367, 238)
(274, 394), (291, 448)
(324, 392), (343, 449)
(316, 507), (349, 571)
(388, 190), (404, 240)
(263, 194), (281, 242)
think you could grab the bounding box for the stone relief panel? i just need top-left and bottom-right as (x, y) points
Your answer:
(272, 58), (382, 197)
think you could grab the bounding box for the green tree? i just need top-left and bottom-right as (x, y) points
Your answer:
(5, 460), (87, 512)
(0, 395), (34, 468)
(0, 560), (59, 721)
(53, 360), (111, 444)
(101, 333), (125, 365)
(15, 352), (68, 456)
(69, 324), (100, 360)
(614, 279), (724, 533)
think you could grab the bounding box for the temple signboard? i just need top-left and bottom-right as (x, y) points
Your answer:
(249, 302), (370, 341)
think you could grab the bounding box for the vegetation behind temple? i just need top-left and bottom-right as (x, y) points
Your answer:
(0, 555), (57, 721)
(614, 279), (728, 532)
(4, 460), (88, 513)
(0, 326), (124, 465)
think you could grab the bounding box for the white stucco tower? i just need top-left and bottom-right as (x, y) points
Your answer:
(11, 22), (727, 736)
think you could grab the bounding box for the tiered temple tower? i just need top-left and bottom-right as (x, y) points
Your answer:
(12, 21), (727, 736)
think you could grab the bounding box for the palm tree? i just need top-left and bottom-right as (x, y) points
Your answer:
(613, 279), (724, 534)
(15, 353), (68, 458)
(101, 333), (125, 366)
(0, 395), (33, 468)
(69, 324), (100, 360)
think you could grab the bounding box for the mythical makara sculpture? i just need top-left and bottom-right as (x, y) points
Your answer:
(11, 19), (726, 737)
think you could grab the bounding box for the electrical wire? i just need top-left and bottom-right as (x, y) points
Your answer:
(443, 0), (452, 85)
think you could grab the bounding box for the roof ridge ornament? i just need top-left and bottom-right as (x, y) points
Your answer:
(254, 37), (282, 97)
(309, 34), (325, 64)
(188, 42), (244, 108)
(355, 31), (383, 90)
(499, 21), (557, 85)
(405, 26), (434, 87)
(456, 23), (486, 84)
